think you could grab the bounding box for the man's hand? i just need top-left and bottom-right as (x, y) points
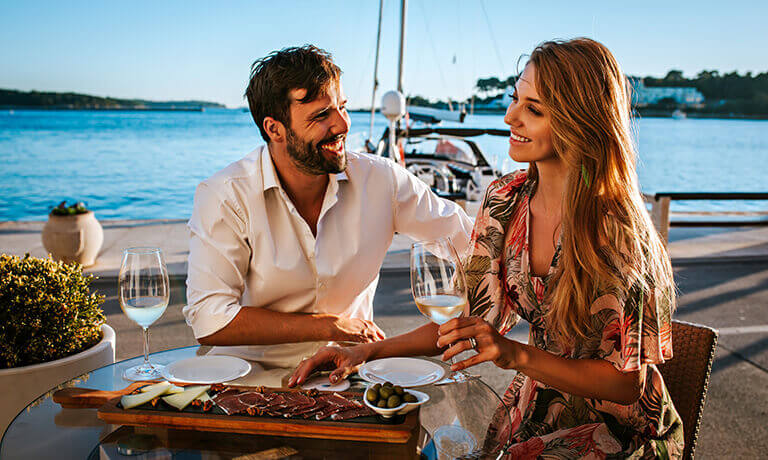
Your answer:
(287, 345), (369, 387)
(332, 317), (386, 343)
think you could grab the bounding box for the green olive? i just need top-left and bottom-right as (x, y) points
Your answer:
(379, 386), (393, 399)
(403, 393), (418, 403)
(377, 400), (387, 408)
(394, 385), (404, 395)
(383, 381), (393, 387)
(372, 383), (381, 393)
(387, 395), (402, 408)
(366, 389), (378, 402)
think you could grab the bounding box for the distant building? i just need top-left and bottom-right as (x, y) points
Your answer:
(630, 78), (705, 107)
(472, 86), (513, 110)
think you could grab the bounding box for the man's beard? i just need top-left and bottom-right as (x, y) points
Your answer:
(285, 128), (347, 175)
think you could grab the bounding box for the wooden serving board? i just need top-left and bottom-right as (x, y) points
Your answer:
(96, 389), (420, 444)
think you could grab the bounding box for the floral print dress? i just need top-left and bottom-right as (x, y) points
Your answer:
(466, 170), (684, 459)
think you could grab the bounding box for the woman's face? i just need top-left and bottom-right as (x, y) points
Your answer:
(504, 64), (555, 163)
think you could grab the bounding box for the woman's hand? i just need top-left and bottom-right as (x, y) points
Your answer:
(287, 345), (370, 387)
(436, 316), (521, 371)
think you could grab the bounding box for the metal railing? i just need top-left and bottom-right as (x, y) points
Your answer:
(644, 192), (768, 244)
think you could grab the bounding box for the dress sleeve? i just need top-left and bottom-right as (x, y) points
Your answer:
(590, 282), (674, 372)
(464, 173), (527, 335)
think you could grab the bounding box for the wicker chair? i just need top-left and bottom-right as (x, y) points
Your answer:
(657, 320), (718, 460)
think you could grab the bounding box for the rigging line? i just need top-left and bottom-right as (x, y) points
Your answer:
(479, 0), (507, 78)
(417, 0), (453, 110)
(356, 40), (377, 113)
(352, 0), (377, 113)
(455, 0), (465, 102)
(368, 0), (385, 141)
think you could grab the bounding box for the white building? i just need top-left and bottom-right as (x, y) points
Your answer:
(631, 78), (705, 107)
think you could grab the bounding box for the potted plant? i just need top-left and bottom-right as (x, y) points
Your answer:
(0, 254), (115, 436)
(41, 201), (104, 267)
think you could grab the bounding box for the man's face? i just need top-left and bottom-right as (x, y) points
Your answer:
(284, 82), (351, 175)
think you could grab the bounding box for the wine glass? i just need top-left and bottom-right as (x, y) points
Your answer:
(411, 238), (477, 458)
(411, 237), (468, 326)
(119, 247), (169, 381)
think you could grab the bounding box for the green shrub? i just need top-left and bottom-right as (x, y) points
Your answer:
(51, 201), (89, 216)
(0, 254), (105, 369)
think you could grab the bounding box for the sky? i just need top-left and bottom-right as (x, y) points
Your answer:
(1, 0), (766, 108)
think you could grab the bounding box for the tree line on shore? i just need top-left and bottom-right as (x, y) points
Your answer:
(410, 70), (768, 116)
(0, 89), (224, 110)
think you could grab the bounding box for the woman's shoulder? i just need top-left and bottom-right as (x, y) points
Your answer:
(486, 169), (530, 197)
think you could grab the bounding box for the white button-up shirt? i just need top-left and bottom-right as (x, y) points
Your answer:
(184, 145), (472, 367)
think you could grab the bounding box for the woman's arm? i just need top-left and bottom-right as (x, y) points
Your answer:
(438, 317), (645, 405)
(288, 322), (444, 387)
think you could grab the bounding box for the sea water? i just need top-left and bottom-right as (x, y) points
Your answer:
(1, 109), (766, 221)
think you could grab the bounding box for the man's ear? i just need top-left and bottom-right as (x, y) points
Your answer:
(263, 117), (286, 144)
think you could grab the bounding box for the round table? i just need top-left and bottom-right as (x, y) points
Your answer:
(0, 347), (511, 459)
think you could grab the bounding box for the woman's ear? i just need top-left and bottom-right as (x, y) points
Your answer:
(263, 117), (286, 144)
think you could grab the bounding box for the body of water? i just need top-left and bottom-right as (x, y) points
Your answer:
(1, 109), (766, 221)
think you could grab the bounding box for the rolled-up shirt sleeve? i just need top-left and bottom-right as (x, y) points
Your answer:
(389, 161), (473, 257)
(184, 182), (251, 339)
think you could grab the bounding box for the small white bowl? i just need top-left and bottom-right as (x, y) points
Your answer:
(363, 384), (429, 419)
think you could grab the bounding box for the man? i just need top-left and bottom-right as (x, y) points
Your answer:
(184, 45), (472, 369)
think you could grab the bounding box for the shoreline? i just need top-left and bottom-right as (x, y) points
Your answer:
(348, 108), (768, 120)
(1, 106), (211, 112)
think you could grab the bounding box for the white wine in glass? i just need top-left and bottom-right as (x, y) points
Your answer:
(119, 247), (169, 381)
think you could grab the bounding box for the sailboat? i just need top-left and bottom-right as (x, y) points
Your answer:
(365, 0), (505, 214)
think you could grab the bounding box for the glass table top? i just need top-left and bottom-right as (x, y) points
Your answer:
(1, 347), (511, 459)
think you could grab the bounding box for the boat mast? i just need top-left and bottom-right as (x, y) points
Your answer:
(397, 0), (407, 96)
(367, 0), (384, 148)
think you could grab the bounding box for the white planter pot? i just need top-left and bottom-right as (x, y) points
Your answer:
(41, 210), (104, 267)
(0, 324), (115, 437)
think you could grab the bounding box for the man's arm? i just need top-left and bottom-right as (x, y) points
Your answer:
(388, 162), (474, 256)
(197, 308), (384, 346)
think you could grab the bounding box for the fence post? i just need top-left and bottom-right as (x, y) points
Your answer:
(645, 194), (671, 246)
(658, 196), (671, 246)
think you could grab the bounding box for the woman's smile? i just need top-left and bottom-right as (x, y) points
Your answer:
(509, 130), (532, 144)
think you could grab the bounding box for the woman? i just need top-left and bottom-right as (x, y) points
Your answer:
(289, 38), (684, 458)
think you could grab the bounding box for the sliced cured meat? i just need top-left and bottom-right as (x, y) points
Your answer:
(330, 406), (375, 420)
(212, 388), (369, 420)
(213, 390), (254, 415)
(282, 392), (315, 407)
(213, 394), (250, 415)
(237, 391), (271, 407)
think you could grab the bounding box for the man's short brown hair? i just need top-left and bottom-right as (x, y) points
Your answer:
(245, 45), (342, 142)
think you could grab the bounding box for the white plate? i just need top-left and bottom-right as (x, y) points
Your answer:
(300, 375), (351, 392)
(358, 358), (445, 387)
(161, 356), (251, 384)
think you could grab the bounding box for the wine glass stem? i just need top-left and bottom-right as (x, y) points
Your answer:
(142, 327), (150, 367)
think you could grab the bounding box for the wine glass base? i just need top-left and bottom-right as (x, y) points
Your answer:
(433, 425), (477, 459)
(123, 363), (166, 381)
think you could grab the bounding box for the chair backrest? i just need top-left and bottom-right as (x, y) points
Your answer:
(656, 320), (718, 460)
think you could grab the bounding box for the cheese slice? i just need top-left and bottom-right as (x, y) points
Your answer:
(140, 382), (184, 394)
(162, 385), (210, 411)
(196, 392), (212, 402)
(121, 381), (171, 410)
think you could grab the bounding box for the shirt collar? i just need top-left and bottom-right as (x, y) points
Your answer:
(261, 144), (281, 192)
(261, 144), (349, 193)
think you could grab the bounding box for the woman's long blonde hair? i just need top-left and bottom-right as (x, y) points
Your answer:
(527, 38), (675, 346)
